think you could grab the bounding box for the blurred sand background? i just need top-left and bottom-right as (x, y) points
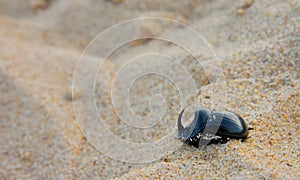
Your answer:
(0, 0), (299, 179)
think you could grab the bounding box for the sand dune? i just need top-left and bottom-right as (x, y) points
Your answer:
(0, 0), (299, 179)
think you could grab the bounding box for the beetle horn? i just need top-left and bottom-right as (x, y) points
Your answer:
(177, 109), (185, 131)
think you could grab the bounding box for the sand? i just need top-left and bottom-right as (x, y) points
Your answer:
(0, 0), (299, 179)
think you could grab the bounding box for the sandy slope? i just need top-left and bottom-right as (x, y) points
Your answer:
(0, 0), (299, 179)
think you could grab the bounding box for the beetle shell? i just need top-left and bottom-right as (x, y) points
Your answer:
(177, 108), (248, 147)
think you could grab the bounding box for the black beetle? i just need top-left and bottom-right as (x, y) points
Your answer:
(177, 108), (249, 147)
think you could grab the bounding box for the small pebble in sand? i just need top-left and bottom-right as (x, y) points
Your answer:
(204, 95), (210, 99)
(20, 150), (32, 161)
(241, 0), (255, 9)
(237, 0), (254, 15)
(65, 85), (82, 101)
(237, 9), (246, 16)
(30, 0), (51, 10)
